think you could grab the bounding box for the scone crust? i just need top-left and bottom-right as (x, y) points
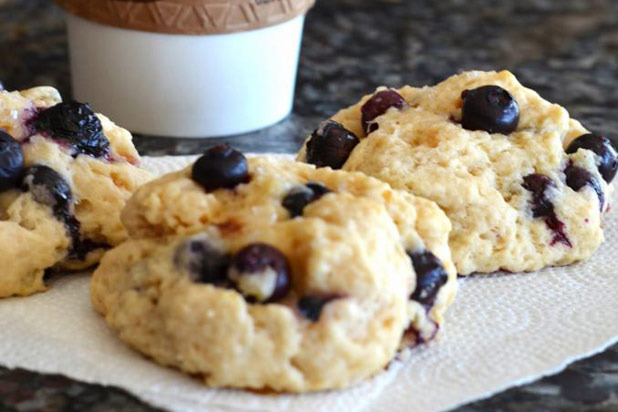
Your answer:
(92, 156), (457, 392)
(0, 87), (152, 297)
(298, 70), (610, 275)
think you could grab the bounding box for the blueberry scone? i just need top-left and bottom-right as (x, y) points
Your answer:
(298, 70), (616, 275)
(0, 86), (152, 297)
(91, 146), (457, 392)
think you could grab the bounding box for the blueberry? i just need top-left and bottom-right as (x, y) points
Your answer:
(32, 101), (110, 158)
(522, 174), (555, 218)
(522, 173), (572, 247)
(461, 86), (519, 134)
(63, 217), (109, 261)
(564, 163), (604, 209)
(282, 182), (331, 217)
(21, 165), (72, 216)
(67, 236), (109, 261)
(402, 321), (440, 347)
(305, 120), (360, 169)
(228, 243), (291, 303)
(361, 90), (407, 134)
(407, 251), (448, 307)
(20, 164), (107, 261)
(191, 145), (250, 192)
(175, 238), (230, 284)
(306, 182), (331, 197)
(298, 295), (341, 322)
(0, 130), (24, 192)
(566, 133), (618, 183)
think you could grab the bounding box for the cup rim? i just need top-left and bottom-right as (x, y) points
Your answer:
(55, 0), (316, 35)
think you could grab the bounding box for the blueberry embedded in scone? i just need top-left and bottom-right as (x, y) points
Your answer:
(564, 163), (605, 210)
(297, 294), (343, 322)
(305, 121), (360, 169)
(566, 133), (617, 183)
(92, 146), (457, 392)
(174, 235), (230, 285)
(0, 130), (25, 191)
(282, 182), (331, 217)
(191, 144), (250, 191)
(0, 87), (152, 297)
(298, 70), (615, 275)
(31, 100), (110, 158)
(361, 89), (408, 134)
(408, 250), (449, 307)
(21, 165), (73, 218)
(461, 85), (520, 134)
(227, 242), (292, 303)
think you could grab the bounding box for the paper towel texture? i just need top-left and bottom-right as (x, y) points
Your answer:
(0, 154), (616, 412)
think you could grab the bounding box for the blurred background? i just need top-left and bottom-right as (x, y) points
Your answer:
(2, 0), (617, 154)
(1, 0), (618, 410)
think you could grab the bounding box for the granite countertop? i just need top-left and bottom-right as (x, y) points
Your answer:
(1, 0), (618, 410)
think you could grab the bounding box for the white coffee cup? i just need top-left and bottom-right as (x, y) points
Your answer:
(58, 0), (315, 138)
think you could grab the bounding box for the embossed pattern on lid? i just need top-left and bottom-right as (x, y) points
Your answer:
(55, 0), (315, 35)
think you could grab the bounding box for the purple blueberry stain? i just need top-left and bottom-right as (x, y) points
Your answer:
(361, 89), (407, 134)
(191, 145), (250, 192)
(402, 321), (440, 348)
(522, 173), (572, 247)
(228, 243), (291, 303)
(544, 216), (571, 247)
(305, 120), (360, 169)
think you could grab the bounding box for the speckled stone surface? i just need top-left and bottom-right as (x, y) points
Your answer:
(1, 0), (618, 410)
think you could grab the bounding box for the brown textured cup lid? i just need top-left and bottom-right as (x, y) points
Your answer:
(55, 0), (315, 35)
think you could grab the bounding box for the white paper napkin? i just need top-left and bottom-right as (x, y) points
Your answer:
(1, 154), (617, 412)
